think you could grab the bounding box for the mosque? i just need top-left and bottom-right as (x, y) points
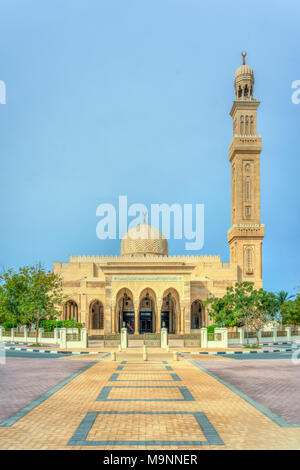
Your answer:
(54, 55), (264, 337)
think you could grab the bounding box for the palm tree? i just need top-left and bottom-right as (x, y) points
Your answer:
(275, 291), (295, 325)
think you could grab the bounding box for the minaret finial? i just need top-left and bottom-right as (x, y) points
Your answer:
(241, 51), (247, 65)
(143, 212), (147, 224)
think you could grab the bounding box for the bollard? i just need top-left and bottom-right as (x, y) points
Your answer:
(173, 351), (178, 361)
(111, 351), (116, 361)
(118, 345), (122, 352)
(143, 351), (148, 361)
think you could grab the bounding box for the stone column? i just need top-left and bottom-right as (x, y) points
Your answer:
(111, 306), (115, 334)
(134, 307), (139, 335)
(11, 328), (15, 342)
(157, 298), (162, 333)
(0, 326), (3, 341)
(104, 278), (112, 333)
(24, 327), (28, 343)
(180, 307), (185, 334)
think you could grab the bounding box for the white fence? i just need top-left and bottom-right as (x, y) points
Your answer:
(0, 327), (88, 349)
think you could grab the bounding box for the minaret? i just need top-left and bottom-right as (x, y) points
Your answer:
(228, 53), (264, 287)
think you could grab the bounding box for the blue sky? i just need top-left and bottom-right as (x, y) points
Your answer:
(0, 0), (299, 294)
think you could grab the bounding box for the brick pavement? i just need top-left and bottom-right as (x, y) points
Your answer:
(191, 357), (300, 425)
(0, 349), (300, 449)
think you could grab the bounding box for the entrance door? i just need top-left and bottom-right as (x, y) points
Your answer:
(139, 311), (152, 334)
(123, 312), (135, 334)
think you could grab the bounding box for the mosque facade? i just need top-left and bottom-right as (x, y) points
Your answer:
(54, 58), (264, 336)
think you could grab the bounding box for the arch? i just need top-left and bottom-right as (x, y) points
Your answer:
(139, 288), (157, 334)
(161, 288), (180, 334)
(115, 288), (135, 334)
(63, 300), (78, 321)
(191, 300), (204, 330)
(89, 299), (104, 330)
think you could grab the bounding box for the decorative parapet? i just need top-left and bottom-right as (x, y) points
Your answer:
(228, 224), (265, 242)
(229, 135), (262, 161)
(69, 254), (221, 264)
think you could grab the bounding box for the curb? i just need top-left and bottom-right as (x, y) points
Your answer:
(4, 346), (107, 356)
(181, 348), (292, 355)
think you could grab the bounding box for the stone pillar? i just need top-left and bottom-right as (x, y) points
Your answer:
(104, 277), (112, 333)
(272, 326), (277, 343)
(24, 327), (28, 343)
(81, 328), (88, 348)
(200, 328), (207, 348)
(60, 328), (67, 348)
(80, 293), (87, 328)
(161, 328), (168, 349)
(134, 308), (139, 335)
(0, 326), (3, 341)
(38, 328), (44, 343)
(180, 307), (185, 334)
(54, 328), (59, 344)
(215, 328), (228, 348)
(121, 327), (127, 349)
(11, 328), (15, 342)
(285, 326), (291, 342)
(157, 298), (162, 333)
(238, 327), (244, 344)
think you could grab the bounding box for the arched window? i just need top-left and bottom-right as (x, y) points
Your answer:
(245, 115), (249, 135)
(250, 115), (254, 134)
(191, 300), (203, 330)
(64, 300), (78, 321)
(90, 300), (104, 329)
(240, 116), (244, 135)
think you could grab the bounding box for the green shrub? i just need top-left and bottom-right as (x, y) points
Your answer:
(39, 319), (83, 331)
(206, 324), (218, 333)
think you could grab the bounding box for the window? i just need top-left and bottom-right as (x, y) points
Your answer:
(245, 177), (251, 202)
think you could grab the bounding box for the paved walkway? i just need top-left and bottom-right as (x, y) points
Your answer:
(0, 349), (300, 449)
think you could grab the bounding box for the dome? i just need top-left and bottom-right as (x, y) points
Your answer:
(235, 64), (254, 80)
(121, 223), (168, 257)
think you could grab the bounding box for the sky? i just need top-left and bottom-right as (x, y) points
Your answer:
(0, 0), (299, 294)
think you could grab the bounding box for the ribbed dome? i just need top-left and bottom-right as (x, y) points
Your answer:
(121, 224), (168, 257)
(235, 64), (254, 79)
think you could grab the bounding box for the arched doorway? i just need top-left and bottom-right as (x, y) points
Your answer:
(191, 300), (203, 330)
(161, 290), (179, 334)
(116, 289), (135, 334)
(90, 300), (104, 330)
(64, 300), (78, 321)
(139, 290), (155, 334)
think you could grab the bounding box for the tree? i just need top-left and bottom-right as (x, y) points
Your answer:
(280, 293), (300, 325)
(275, 290), (295, 323)
(0, 265), (65, 345)
(0, 269), (29, 326)
(205, 282), (278, 346)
